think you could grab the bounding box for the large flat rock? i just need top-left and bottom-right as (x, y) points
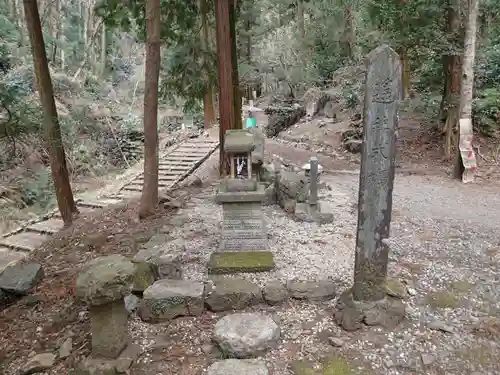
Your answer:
(207, 359), (269, 375)
(205, 278), (261, 312)
(139, 279), (204, 322)
(213, 313), (280, 358)
(0, 263), (44, 295)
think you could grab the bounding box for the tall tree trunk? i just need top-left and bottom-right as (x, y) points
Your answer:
(100, 23), (106, 76)
(48, 0), (56, 63)
(341, 2), (353, 60)
(200, 0), (215, 128)
(454, 0), (479, 180)
(215, 0), (239, 175)
(442, 0), (462, 158)
(399, 48), (410, 99)
(23, 0), (77, 226)
(138, 0), (161, 219)
(297, 0), (305, 40)
(229, 2), (242, 130)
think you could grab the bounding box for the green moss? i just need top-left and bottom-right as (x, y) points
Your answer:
(449, 280), (475, 294)
(207, 251), (275, 274)
(132, 261), (158, 293)
(425, 290), (460, 309)
(291, 357), (357, 375)
(322, 357), (357, 375)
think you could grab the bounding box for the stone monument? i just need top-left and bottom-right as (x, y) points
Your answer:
(294, 156), (333, 224)
(335, 45), (406, 331)
(208, 129), (275, 274)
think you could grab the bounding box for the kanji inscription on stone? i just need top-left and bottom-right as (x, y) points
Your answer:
(353, 45), (401, 302)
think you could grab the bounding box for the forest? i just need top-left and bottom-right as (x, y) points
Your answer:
(0, 0), (499, 225)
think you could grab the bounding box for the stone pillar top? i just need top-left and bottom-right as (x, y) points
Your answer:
(76, 254), (135, 306)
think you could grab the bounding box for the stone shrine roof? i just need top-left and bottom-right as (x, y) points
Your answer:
(224, 129), (255, 153)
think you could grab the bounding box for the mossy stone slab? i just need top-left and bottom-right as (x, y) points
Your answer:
(208, 251), (275, 274)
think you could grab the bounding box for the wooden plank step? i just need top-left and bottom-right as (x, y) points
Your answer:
(0, 248), (28, 274)
(0, 231), (51, 252)
(27, 217), (65, 234)
(132, 179), (173, 186)
(158, 164), (193, 168)
(113, 191), (141, 199)
(78, 198), (123, 208)
(54, 205), (95, 218)
(175, 147), (215, 153)
(159, 162), (194, 167)
(167, 154), (204, 160)
(121, 186), (142, 192)
(136, 175), (179, 181)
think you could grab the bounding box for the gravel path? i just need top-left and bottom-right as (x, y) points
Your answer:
(128, 166), (500, 375)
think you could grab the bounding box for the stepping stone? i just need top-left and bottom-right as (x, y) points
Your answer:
(0, 248), (27, 275)
(262, 281), (288, 306)
(139, 279), (204, 322)
(206, 278), (261, 312)
(27, 217), (64, 234)
(55, 205), (95, 217)
(207, 359), (269, 375)
(0, 231), (50, 252)
(77, 197), (123, 208)
(0, 262), (44, 295)
(287, 280), (337, 301)
(213, 313), (280, 358)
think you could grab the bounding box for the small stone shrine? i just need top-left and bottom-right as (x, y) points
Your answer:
(208, 129), (275, 274)
(294, 156), (334, 224)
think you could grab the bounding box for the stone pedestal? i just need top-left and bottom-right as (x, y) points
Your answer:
(76, 255), (135, 359)
(209, 180), (274, 274)
(90, 301), (129, 358)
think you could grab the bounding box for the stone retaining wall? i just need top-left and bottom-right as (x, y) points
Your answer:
(263, 105), (306, 138)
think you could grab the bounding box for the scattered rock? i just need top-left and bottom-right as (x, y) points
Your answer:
(262, 281), (288, 305)
(0, 263), (44, 295)
(328, 337), (345, 347)
(20, 295), (42, 306)
(76, 356), (118, 375)
(21, 352), (56, 375)
(335, 291), (406, 331)
(114, 343), (141, 373)
(131, 261), (158, 293)
(287, 280), (336, 301)
(206, 359), (269, 375)
(213, 312), (281, 358)
(201, 343), (219, 356)
(124, 294), (140, 314)
(76, 255), (135, 306)
(291, 356), (356, 375)
(205, 278), (261, 312)
(428, 321), (454, 333)
(363, 298), (406, 328)
(421, 353), (436, 366)
(133, 236), (183, 279)
(385, 278), (408, 299)
(139, 279), (204, 322)
(59, 337), (73, 359)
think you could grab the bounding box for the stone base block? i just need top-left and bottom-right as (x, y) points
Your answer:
(205, 278), (262, 312)
(76, 356), (118, 375)
(294, 203), (334, 224)
(139, 279), (205, 322)
(213, 312), (281, 358)
(90, 300), (129, 358)
(208, 252), (275, 274)
(334, 289), (406, 331)
(76, 344), (141, 375)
